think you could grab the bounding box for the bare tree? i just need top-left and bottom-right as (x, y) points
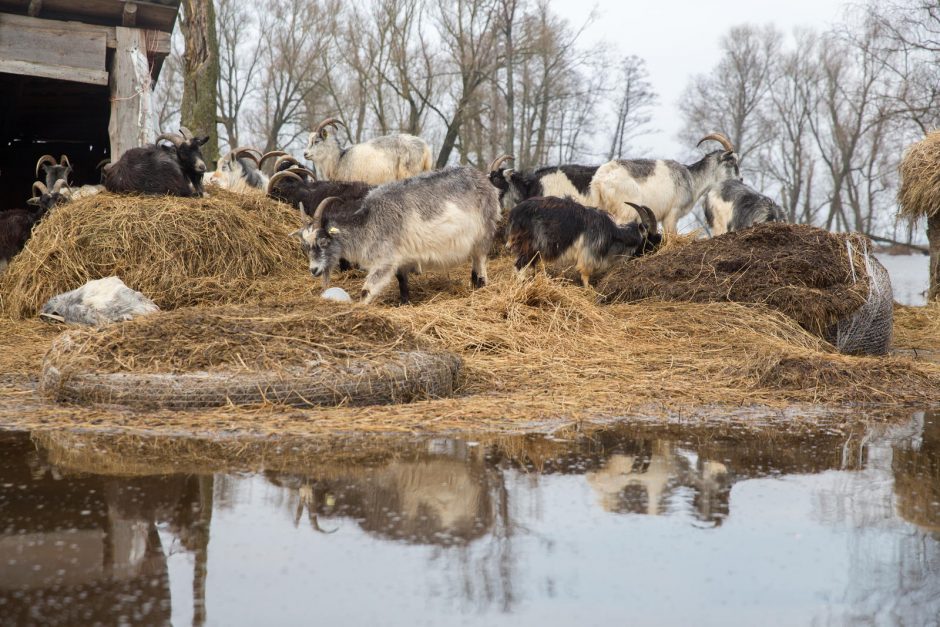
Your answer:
(678, 24), (781, 167)
(215, 0), (264, 150)
(180, 0), (220, 161)
(607, 55), (656, 160)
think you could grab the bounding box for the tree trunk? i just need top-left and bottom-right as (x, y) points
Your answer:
(181, 0), (220, 163)
(929, 212), (940, 301)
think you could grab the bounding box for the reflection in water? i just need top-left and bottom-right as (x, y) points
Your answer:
(0, 433), (212, 626)
(0, 414), (938, 625)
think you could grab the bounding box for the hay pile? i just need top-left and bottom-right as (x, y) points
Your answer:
(898, 130), (940, 220)
(0, 190), (304, 319)
(598, 223), (871, 337)
(39, 301), (462, 409)
(894, 303), (940, 351)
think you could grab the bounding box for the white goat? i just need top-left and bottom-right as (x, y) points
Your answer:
(302, 118), (433, 185)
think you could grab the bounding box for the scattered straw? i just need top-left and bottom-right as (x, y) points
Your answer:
(899, 130), (940, 220)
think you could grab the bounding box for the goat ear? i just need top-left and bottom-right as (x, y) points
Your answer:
(26, 197), (40, 206)
(195, 136), (210, 146)
(290, 228), (306, 242)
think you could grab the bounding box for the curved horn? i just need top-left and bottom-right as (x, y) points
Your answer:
(35, 155), (57, 178)
(488, 154), (515, 172)
(298, 202), (312, 226)
(179, 126), (194, 141)
(275, 155), (301, 172)
(32, 181), (49, 197)
(312, 196), (341, 226)
(95, 158), (111, 170)
(52, 180), (71, 194)
(233, 148), (261, 167)
(59, 155), (72, 170)
(697, 132), (734, 153)
(286, 165), (316, 180)
(259, 150), (289, 169)
(155, 132), (184, 147)
(266, 170), (304, 194)
(314, 117), (346, 138)
(625, 201), (658, 235)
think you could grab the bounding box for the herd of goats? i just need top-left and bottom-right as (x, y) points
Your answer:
(1, 117), (787, 305)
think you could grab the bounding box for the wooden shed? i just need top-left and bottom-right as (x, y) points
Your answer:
(0, 0), (180, 211)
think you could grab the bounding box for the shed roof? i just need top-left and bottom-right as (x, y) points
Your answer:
(0, 0), (181, 32)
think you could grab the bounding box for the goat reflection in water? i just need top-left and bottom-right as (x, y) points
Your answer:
(265, 441), (504, 546)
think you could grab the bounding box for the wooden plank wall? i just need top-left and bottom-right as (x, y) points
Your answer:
(0, 14), (109, 85)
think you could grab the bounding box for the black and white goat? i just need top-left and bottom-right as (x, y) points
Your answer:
(702, 180), (787, 235)
(35, 154), (72, 189)
(293, 167), (500, 304)
(488, 154), (598, 210)
(590, 133), (741, 232)
(208, 147), (267, 193)
(104, 127), (209, 197)
(507, 198), (659, 287)
(303, 117), (433, 185)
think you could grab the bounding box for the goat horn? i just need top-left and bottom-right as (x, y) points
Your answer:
(179, 126), (194, 141)
(95, 158), (111, 170)
(156, 133), (184, 147)
(259, 150), (289, 169)
(488, 154), (515, 172)
(314, 117), (345, 137)
(267, 170), (304, 194)
(312, 196), (340, 226)
(274, 155), (302, 172)
(59, 155), (72, 169)
(299, 202), (312, 226)
(52, 180), (71, 195)
(233, 148), (261, 167)
(35, 155), (57, 178)
(697, 132), (734, 153)
(32, 181), (49, 197)
(625, 201), (658, 235)
(286, 165), (316, 180)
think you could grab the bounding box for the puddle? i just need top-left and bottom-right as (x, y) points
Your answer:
(1, 412), (939, 626)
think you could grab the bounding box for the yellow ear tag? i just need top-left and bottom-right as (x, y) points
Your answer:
(328, 227), (340, 235)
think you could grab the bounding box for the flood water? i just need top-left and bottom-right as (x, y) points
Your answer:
(1, 413), (939, 626)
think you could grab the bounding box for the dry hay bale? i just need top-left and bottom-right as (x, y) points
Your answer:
(598, 223), (876, 341)
(38, 301), (462, 409)
(894, 303), (940, 351)
(898, 130), (940, 220)
(0, 189), (305, 319)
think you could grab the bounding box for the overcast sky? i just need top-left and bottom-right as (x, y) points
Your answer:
(551, 0), (850, 160)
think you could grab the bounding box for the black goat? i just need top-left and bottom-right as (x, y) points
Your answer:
(508, 197), (659, 287)
(27, 180), (72, 213)
(488, 154), (598, 209)
(0, 203), (51, 271)
(104, 127), (209, 197)
(267, 169), (372, 217)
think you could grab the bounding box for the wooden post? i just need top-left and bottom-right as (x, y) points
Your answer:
(108, 26), (154, 161)
(928, 212), (940, 302)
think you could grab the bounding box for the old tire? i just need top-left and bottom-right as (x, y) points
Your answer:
(39, 350), (463, 410)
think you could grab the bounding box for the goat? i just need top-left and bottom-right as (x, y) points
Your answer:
(293, 166), (500, 305)
(590, 132), (741, 232)
(303, 117), (433, 185)
(27, 180), (72, 213)
(267, 169), (371, 215)
(488, 154), (599, 210)
(35, 154), (72, 189)
(0, 197), (53, 272)
(702, 179), (787, 236)
(208, 147), (267, 193)
(104, 127), (209, 197)
(507, 198), (659, 287)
